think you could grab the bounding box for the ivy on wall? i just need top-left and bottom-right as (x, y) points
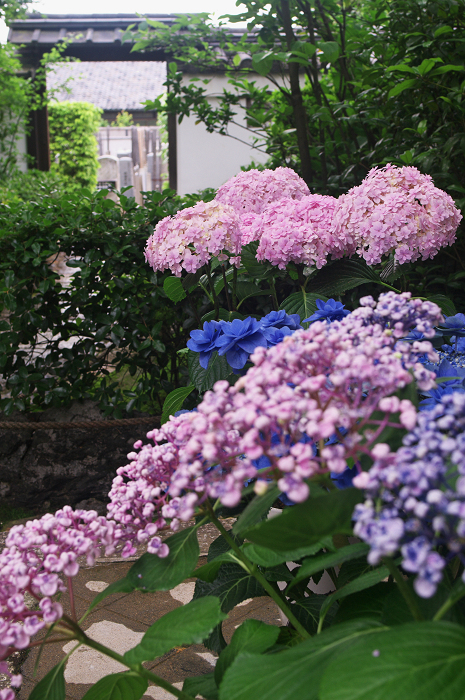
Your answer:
(48, 101), (102, 192)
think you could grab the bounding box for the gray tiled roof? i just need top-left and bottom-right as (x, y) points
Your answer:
(46, 61), (166, 111)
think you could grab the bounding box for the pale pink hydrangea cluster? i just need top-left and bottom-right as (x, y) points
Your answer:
(107, 293), (441, 553)
(145, 200), (242, 276)
(253, 194), (344, 269)
(0, 294), (443, 690)
(331, 164), (461, 265)
(0, 507), (116, 662)
(215, 166), (310, 215)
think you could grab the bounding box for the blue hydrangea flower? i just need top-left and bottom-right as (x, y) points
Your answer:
(215, 317), (267, 369)
(250, 430), (315, 506)
(437, 313), (465, 338)
(404, 329), (425, 342)
(186, 320), (222, 369)
(420, 359), (465, 410)
(303, 298), (350, 324)
(331, 465), (358, 490)
(260, 310), (302, 331)
(262, 326), (294, 347)
(442, 336), (465, 354)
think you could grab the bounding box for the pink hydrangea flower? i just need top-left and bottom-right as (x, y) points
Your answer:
(145, 200), (242, 276)
(252, 194), (342, 268)
(331, 164), (461, 265)
(107, 293), (441, 549)
(0, 507), (116, 661)
(215, 167), (310, 216)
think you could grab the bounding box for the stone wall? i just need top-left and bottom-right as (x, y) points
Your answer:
(0, 401), (158, 513)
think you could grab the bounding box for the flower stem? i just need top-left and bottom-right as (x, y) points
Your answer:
(206, 504), (310, 639)
(206, 262), (220, 320)
(232, 266), (238, 311)
(433, 583), (465, 621)
(222, 265), (232, 312)
(270, 277), (279, 311)
(68, 576), (77, 622)
(72, 630), (197, 700)
(381, 557), (424, 621)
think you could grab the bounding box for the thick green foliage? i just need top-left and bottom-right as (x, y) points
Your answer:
(0, 187), (214, 416)
(135, 0), (465, 203)
(0, 169), (66, 203)
(48, 101), (103, 192)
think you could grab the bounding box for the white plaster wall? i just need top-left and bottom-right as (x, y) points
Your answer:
(0, 121), (28, 173)
(15, 126), (28, 172)
(176, 73), (280, 195)
(97, 127), (133, 157)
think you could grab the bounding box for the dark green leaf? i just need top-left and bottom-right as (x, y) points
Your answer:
(233, 486), (281, 535)
(307, 259), (381, 297)
(320, 622), (465, 700)
(320, 564), (392, 622)
(124, 597), (226, 664)
(244, 489), (362, 552)
(80, 673), (147, 700)
(127, 526), (199, 591)
(163, 276), (187, 303)
(289, 543), (370, 589)
(318, 41), (340, 63)
(426, 294), (456, 317)
(219, 620), (384, 700)
(188, 350), (232, 393)
(279, 292), (327, 325)
(161, 385), (195, 424)
(215, 620), (280, 684)
(252, 51), (274, 76)
(85, 577), (136, 616)
(29, 662), (65, 700)
(388, 78), (418, 98)
(382, 579), (465, 626)
(334, 582), (396, 624)
(194, 552), (239, 582)
(291, 594), (338, 634)
(242, 539), (332, 568)
(241, 243), (271, 279)
(183, 672), (218, 700)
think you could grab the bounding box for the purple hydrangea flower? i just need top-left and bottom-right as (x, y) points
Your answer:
(186, 320), (222, 369)
(303, 298), (350, 324)
(216, 317), (267, 369)
(354, 391), (465, 597)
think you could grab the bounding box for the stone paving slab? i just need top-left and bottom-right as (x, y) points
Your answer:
(9, 520), (282, 700)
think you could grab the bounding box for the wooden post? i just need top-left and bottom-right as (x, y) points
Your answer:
(26, 72), (50, 171)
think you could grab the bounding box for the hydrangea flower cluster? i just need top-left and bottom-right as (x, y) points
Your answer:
(354, 392), (465, 598)
(251, 195), (344, 269)
(304, 298), (350, 324)
(108, 293), (441, 556)
(145, 200), (242, 276)
(0, 507), (116, 660)
(215, 167), (310, 215)
(187, 310), (302, 370)
(331, 164), (461, 265)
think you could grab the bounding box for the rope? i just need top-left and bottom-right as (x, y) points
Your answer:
(0, 416), (160, 431)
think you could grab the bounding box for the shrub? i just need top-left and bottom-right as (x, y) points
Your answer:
(48, 101), (102, 192)
(0, 186), (214, 416)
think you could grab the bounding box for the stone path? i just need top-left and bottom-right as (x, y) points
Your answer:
(2, 520), (282, 700)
